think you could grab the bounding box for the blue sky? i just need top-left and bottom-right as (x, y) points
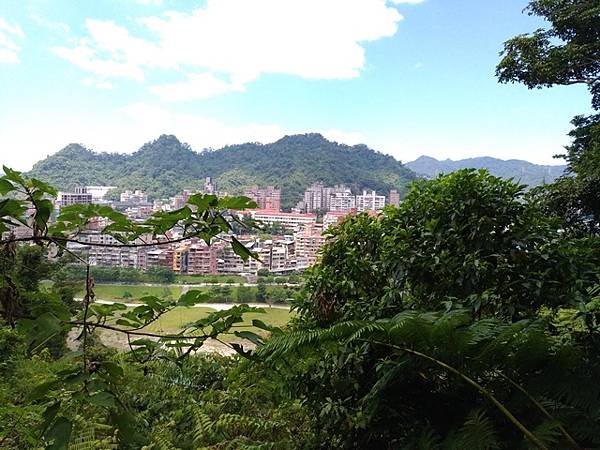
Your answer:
(0, 0), (592, 170)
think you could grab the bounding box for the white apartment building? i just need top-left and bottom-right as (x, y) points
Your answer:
(120, 190), (148, 204)
(356, 190), (386, 212)
(329, 191), (356, 212)
(246, 209), (317, 231)
(85, 186), (116, 202)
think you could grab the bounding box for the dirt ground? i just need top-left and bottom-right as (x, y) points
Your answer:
(68, 325), (252, 356)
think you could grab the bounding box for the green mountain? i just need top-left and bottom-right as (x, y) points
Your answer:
(406, 156), (566, 187)
(28, 134), (417, 209)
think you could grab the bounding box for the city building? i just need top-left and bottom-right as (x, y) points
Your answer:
(294, 224), (325, 267)
(246, 209), (317, 231)
(120, 189), (148, 204)
(329, 190), (356, 212)
(203, 177), (217, 194)
(146, 248), (173, 269)
(59, 187), (93, 207)
(173, 239), (218, 275)
(302, 182), (326, 213)
(85, 186), (116, 202)
(69, 232), (148, 269)
(356, 190), (386, 212)
(244, 185), (281, 211)
(388, 189), (401, 207)
(323, 211), (352, 229)
(217, 240), (261, 273)
(300, 183), (354, 213)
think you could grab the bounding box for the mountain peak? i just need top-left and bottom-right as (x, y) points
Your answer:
(406, 155), (566, 185)
(28, 132), (416, 209)
(275, 133), (329, 146)
(56, 143), (91, 156)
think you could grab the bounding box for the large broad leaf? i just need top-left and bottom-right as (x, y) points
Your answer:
(46, 416), (72, 450)
(218, 196), (258, 210)
(231, 236), (258, 261)
(27, 379), (60, 402)
(0, 178), (14, 195)
(252, 319), (283, 335)
(26, 313), (64, 353)
(101, 361), (124, 380)
(2, 166), (25, 184)
(177, 290), (210, 306)
(234, 330), (264, 346)
(187, 193), (218, 211)
(89, 391), (117, 408)
(31, 178), (58, 196)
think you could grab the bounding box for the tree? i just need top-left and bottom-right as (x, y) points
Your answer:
(497, 0), (600, 233)
(299, 170), (599, 323)
(496, 0), (600, 109)
(236, 286), (255, 303)
(0, 166), (266, 448)
(256, 280), (267, 303)
(544, 114), (600, 233)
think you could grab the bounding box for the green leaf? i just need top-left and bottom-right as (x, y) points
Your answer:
(231, 236), (257, 262)
(187, 193), (217, 211)
(101, 361), (124, 380)
(129, 338), (157, 347)
(234, 330), (264, 346)
(41, 402), (60, 434)
(46, 416), (73, 450)
(27, 313), (64, 353)
(89, 391), (117, 408)
(177, 290), (209, 306)
(31, 178), (58, 196)
(115, 318), (141, 327)
(0, 178), (14, 194)
(27, 379), (59, 402)
(218, 196), (258, 210)
(2, 166), (25, 184)
(252, 319), (283, 335)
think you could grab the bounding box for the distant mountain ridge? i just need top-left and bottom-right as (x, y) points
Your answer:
(28, 134), (416, 210)
(406, 155), (566, 186)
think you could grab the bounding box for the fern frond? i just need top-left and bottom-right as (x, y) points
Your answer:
(449, 409), (499, 450)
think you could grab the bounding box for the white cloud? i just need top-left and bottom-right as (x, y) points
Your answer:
(322, 129), (367, 146)
(53, 0), (409, 98)
(151, 72), (244, 101)
(52, 19), (164, 81)
(0, 17), (24, 64)
(119, 102), (286, 149)
(390, 0), (425, 4)
(28, 11), (70, 33)
(82, 77), (114, 89)
(133, 0), (164, 5)
(0, 103), (373, 170)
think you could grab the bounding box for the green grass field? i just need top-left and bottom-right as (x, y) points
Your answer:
(146, 306), (294, 338)
(174, 274), (246, 284)
(81, 283), (296, 304)
(82, 284), (182, 301)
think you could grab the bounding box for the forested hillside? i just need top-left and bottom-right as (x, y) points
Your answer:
(28, 133), (416, 209)
(406, 155), (566, 186)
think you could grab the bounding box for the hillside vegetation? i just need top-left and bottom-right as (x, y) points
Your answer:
(28, 133), (416, 209)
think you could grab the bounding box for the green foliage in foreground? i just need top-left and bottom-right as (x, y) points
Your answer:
(1, 2), (599, 448)
(3, 163), (600, 449)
